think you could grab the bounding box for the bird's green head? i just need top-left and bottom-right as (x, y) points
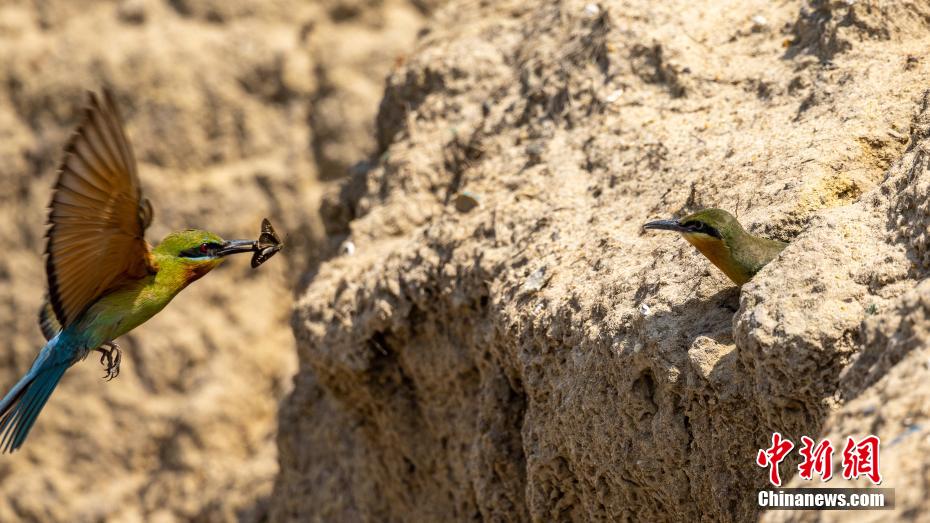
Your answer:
(153, 229), (256, 280)
(643, 208), (743, 243)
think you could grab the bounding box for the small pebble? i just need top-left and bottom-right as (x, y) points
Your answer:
(584, 3), (600, 16)
(605, 89), (624, 103)
(454, 192), (480, 213)
(522, 267), (549, 293)
(340, 240), (356, 256)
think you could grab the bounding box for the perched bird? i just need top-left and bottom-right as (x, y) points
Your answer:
(644, 208), (787, 285)
(0, 89), (281, 452)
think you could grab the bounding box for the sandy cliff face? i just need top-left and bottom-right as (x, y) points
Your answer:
(0, 0), (428, 521)
(276, 0), (930, 520)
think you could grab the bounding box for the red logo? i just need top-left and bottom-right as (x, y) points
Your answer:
(841, 436), (882, 485)
(798, 436), (833, 481)
(756, 432), (795, 486)
(757, 433), (882, 486)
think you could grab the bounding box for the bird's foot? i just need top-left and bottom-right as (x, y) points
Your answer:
(95, 342), (122, 381)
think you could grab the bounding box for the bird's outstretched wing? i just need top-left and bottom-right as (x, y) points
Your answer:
(44, 89), (154, 328)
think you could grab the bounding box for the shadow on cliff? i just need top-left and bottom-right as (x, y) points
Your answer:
(636, 282), (740, 354)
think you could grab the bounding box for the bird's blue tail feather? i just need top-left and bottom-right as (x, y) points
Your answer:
(0, 364), (68, 452)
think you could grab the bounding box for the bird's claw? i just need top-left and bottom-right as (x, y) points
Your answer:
(95, 342), (122, 381)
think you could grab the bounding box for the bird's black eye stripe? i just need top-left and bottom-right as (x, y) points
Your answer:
(180, 241), (223, 258)
(681, 220), (705, 232)
(682, 221), (722, 238)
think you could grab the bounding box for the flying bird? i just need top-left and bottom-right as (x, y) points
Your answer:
(0, 89), (281, 452)
(644, 208), (786, 285)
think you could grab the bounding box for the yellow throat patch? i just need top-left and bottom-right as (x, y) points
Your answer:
(681, 232), (750, 285)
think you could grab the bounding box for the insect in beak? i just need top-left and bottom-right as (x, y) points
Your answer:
(250, 218), (283, 268)
(214, 219), (283, 267)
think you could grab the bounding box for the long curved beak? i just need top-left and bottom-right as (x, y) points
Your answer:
(643, 219), (687, 233)
(216, 239), (256, 257)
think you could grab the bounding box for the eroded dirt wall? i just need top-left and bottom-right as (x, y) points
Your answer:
(275, 0), (930, 521)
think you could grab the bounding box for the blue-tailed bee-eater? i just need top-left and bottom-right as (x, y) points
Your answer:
(0, 89), (281, 452)
(644, 208), (786, 285)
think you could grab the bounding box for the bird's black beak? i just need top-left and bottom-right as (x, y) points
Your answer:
(216, 239), (256, 257)
(643, 219), (688, 233)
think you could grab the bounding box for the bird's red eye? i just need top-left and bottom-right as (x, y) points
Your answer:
(199, 243), (209, 254)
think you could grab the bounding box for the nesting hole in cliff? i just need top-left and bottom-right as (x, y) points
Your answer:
(364, 330), (423, 423)
(442, 134), (485, 203)
(631, 369), (658, 422)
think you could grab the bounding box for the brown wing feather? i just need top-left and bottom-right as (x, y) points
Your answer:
(45, 89), (154, 328)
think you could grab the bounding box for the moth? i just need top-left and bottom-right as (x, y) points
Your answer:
(251, 218), (283, 268)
